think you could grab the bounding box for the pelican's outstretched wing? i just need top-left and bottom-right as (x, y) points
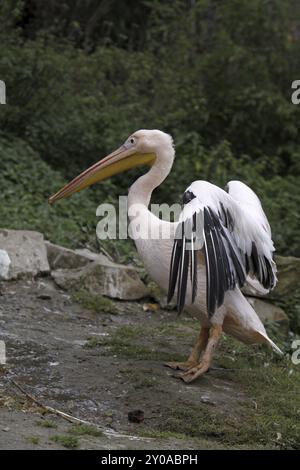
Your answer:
(167, 180), (277, 317)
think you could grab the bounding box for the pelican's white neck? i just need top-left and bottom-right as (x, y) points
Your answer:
(128, 145), (175, 209)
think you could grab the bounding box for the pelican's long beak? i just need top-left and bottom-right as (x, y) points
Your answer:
(48, 146), (156, 204)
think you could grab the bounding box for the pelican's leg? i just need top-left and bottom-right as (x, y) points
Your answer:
(179, 324), (222, 382)
(164, 326), (210, 371)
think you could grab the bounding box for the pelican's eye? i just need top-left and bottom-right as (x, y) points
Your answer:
(124, 136), (136, 149)
(124, 135), (138, 150)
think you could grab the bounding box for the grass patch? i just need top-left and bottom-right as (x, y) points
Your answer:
(277, 287), (300, 335)
(120, 367), (159, 389)
(104, 341), (176, 362)
(98, 326), (184, 362)
(84, 336), (104, 348)
(85, 323), (189, 361)
(68, 424), (103, 437)
(84, 318), (299, 449)
(111, 325), (145, 339)
(73, 289), (117, 315)
(140, 430), (188, 440)
(216, 337), (300, 449)
(84, 321), (195, 352)
(36, 419), (58, 429)
(50, 435), (79, 449)
(140, 335), (300, 449)
(26, 436), (40, 445)
(160, 404), (255, 444)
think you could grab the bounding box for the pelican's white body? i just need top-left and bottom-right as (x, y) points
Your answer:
(127, 130), (281, 353)
(132, 217), (278, 350)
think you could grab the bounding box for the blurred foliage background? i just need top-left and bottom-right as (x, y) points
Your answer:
(0, 0), (299, 258)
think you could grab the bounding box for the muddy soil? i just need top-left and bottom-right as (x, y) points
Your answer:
(0, 277), (270, 450)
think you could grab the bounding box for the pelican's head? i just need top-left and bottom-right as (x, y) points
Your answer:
(129, 129), (174, 154)
(48, 129), (173, 204)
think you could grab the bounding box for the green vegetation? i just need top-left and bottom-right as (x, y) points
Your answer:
(111, 320), (299, 449)
(84, 317), (294, 362)
(85, 324), (186, 362)
(84, 336), (104, 349)
(120, 367), (158, 389)
(277, 290), (300, 334)
(0, 9), (299, 451)
(101, 336), (178, 362)
(68, 424), (103, 437)
(50, 434), (79, 449)
(0, 0), (299, 257)
(36, 419), (58, 429)
(156, 349), (299, 449)
(0, 136), (97, 248)
(25, 436), (40, 445)
(73, 289), (118, 314)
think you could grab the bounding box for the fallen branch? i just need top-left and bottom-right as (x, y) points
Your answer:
(98, 244), (114, 262)
(10, 379), (153, 442)
(11, 379), (92, 426)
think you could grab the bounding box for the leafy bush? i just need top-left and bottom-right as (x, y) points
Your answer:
(0, 0), (299, 259)
(0, 136), (99, 247)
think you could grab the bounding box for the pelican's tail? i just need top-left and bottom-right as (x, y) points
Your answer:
(223, 289), (284, 355)
(257, 331), (283, 355)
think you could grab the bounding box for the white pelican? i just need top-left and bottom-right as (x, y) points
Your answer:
(49, 129), (282, 382)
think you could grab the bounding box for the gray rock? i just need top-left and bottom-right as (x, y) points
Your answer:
(0, 249), (11, 280)
(243, 255), (300, 300)
(47, 242), (148, 300)
(246, 297), (289, 333)
(0, 230), (49, 279)
(242, 255), (300, 300)
(45, 242), (114, 270)
(52, 260), (148, 300)
(271, 255), (300, 299)
(75, 248), (113, 264)
(45, 241), (90, 270)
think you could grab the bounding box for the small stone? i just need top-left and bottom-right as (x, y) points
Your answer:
(0, 230), (49, 279)
(37, 293), (52, 300)
(142, 303), (159, 312)
(200, 395), (216, 406)
(128, 409), (144, 423)
(2, 427), (10, 432)
(0, 250), (11, 280)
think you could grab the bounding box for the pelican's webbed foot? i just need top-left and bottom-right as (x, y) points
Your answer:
(164, 326), (210, 373)
(178, 324), (222, 383)
(164, 360), (199, 371)
(178, 359), (211, 382)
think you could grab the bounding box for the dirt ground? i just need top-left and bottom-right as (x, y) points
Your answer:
(0, 276), (298, 450)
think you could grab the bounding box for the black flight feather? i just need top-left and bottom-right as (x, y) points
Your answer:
(167, 197), (249, 318)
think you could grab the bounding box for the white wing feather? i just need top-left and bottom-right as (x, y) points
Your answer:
(185, 180), (277, 288)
